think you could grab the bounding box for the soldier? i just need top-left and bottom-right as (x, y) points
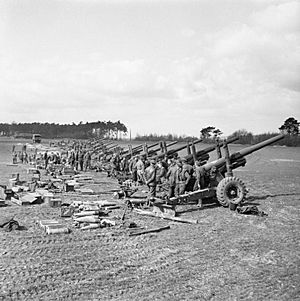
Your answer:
(173, 152), (179, 161)
(83, 151), (91, 171)
(182, 157), (194, 191)
(166, 158), (177, 198)
(55, 152), (61, 164)
(44, 151), (49, 169)
(78, 149), (85, 171)
(208, 166), (219, 187)
(128, 157), (138, 182)
(156, 158), (167, 184)
(12, 152), (17, 164)
(23, 151), (28, 164)
(182, 157), (193, 174)
(70, 150), (76, 168)
(136, 155), (145, 184)
(175, 161), (191, 196)
(75, 149), (79, 171)
(145, 159), (157, 200)
(110, 153), (120, 177)
(193, 160), (206, 190)
(144, 156), (150, 169)
(121, 155), (129, 173)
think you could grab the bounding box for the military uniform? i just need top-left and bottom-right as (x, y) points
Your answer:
(136, 158), (145, 184)
(166, 162), (177, 198)
(175, 163), (191, 196)
(193, 161), (206, 190)
(182, 158), (194, 191)
(145, 161), (157, 199)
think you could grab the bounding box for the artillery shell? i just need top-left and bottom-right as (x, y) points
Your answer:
(80, 223), (101, 230)
(73, 210), (99, 217)
(46, 225), (70, 235)
(74, 216), (101, 223)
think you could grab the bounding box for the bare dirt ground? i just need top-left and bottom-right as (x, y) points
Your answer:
(0, 139), (300, 301)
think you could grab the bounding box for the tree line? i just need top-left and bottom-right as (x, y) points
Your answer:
(135, 131), (299, 146)
(0, 120), (128, 139)
(200, 117), (300, 146)
(135, 117), (300, 147)
(1, 117), (298, 146)
(228, 117), (300, 147)
(135, 133), (199, 142)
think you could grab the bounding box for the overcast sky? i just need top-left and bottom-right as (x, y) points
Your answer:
(0, 0), (299, 137)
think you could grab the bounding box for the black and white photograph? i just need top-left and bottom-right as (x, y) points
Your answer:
(0, 0), (299, 300)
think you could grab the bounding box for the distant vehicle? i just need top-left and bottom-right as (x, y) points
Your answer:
(32, 134), (41, 143)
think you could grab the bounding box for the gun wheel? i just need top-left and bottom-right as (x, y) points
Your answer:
(216, 176), (246, 207)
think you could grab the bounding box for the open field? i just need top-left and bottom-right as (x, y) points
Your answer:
(0, 138), (300, 301)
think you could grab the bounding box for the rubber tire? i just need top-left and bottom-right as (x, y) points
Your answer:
(216, 176), (246, 207)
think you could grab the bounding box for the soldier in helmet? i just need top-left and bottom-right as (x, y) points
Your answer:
(129, 157), (138, 182)
(136, 155), (145, 184)
(166, 157), (177, 198)
(193, 160), (206, 190)
(174, 160), (191, 196)
(182, 157), (194, 191)
(144, 158), (157, 200)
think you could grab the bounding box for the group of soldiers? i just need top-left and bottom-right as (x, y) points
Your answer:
(59, 144), (92, 172)
(12, 141), (93, 174)
(37, 143), (93, 173)
(106, 151), (210, 200)
(12, 139), (211, 201)
(12, 144), (35, 165)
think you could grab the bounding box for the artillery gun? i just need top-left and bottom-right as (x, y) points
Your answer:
(150, 139), (203, 161)
(152, 134), (285, 218)
(116, 138), (235, 197)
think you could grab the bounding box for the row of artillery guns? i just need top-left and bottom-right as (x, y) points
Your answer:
(90, 133), (284, 173)
(90, 136), (239, 165)
(90, 134), (285, 211)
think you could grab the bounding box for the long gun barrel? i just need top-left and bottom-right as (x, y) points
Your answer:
(97, 143), (117, 152)
(91, 138), (106, 145)
(152, 139), (202, 160)
(91, 141), (114, 154)
(202, 134), (285, 172)
(95, 143), (120, 157)
(131, 144), (143, 152)
(185, 136), (239, 164)
(130, 141), (179, 160)
(102, 141), (115, 147)
(128, 144), (145, 156)
(93, 141), (115, 151)
(132, 141), (161, 153)
(105, 144), (119, 151)
(121, 143), (143, 155)
(148, 141), (178, 157)
(134, 141), (178, 159)
(233, 134), (285, 158)
(147, 142), (160, 150)
(121, 141), (161, 156)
